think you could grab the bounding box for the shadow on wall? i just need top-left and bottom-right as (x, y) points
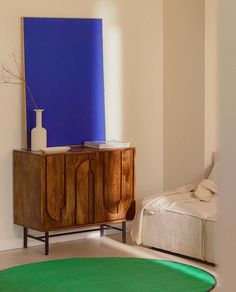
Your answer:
(94, 0), (164, 201)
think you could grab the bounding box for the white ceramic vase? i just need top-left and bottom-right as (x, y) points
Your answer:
(31, 109), (47, 151)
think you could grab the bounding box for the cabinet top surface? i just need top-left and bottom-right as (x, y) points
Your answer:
(14, 146), (135, 156)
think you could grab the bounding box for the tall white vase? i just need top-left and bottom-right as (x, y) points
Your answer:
(31, 109), (47, 151)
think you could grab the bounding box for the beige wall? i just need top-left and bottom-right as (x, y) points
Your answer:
(205, 0), (219, 170)
(0, 0), (220, 251)
(164, 0), (205, 190)
(0, 0), (163, 245)
(218, 0), (236, 290)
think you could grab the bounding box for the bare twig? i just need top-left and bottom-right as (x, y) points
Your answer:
(25, 83), (38, 109)
(0, 55), (38, 109)
(12, 53), (23, 75)
(0, 81), (22, 84)
(2, 64), (24, 81)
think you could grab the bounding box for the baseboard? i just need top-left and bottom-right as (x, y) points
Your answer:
(0, 222), (132, 252)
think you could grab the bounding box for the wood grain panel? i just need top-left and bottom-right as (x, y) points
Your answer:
(76, 159), (90, 225)
(103, 151), (121, 214)
(120, 149), (135, 218)
(14, 151), (44, 230)
(44, 155), (76, 229)
(65, 153), (89, 225)
(90, 152), (103, 223)
(95, 149), (135, 223)
(88, 152), (103, 223)
(46, 156), (65, 221)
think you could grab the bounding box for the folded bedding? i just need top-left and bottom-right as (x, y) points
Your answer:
(166, 197), (218, 219)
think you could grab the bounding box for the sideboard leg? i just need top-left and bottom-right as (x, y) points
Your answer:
(23, 227), (28, 248)
(100, 224), (105, 237)
(122, 221), (126, 243)
(45, 232), (49, 255)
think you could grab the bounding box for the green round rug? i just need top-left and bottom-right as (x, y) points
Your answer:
(0, 258), (216, 292)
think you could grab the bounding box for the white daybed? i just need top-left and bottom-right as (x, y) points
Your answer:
(141, 197), (217, 263)
(131, 167), (218, 263)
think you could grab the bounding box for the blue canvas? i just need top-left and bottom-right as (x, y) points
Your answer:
(23, 17), (106, 147)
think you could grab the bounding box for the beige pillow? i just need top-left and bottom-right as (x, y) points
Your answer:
(194, 179), (218, 202)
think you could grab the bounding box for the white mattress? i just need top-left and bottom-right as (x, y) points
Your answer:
(142, 199), (218, 262)
(142, 210), (204, 260)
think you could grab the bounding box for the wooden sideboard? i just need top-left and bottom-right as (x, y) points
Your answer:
(13, 146), (135, 254)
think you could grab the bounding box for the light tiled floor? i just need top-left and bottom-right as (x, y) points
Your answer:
(0, 233), (218, 289)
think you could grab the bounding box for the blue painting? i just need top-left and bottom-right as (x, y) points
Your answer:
(23, 17), (106, 147)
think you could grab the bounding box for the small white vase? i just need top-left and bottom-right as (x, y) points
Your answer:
(31, 109), (47, 151)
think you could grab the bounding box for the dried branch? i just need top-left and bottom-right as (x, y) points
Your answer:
(25, 83), (38, 109)
(0, 79), (22, 84)
(0, 80), (22, 84)
(2, 64), (24, 81)
(0, 55), (38, 109)
(12, 53), (23, 76)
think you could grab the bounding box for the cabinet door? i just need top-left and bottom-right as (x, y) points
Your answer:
(95, 149), (135, 223)
(66, 153), (102, 225)
(119, 149), (136, 220)
(44, 155), (75, 229)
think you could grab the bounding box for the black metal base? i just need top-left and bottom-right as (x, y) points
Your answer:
(23, 221), (127, 255)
